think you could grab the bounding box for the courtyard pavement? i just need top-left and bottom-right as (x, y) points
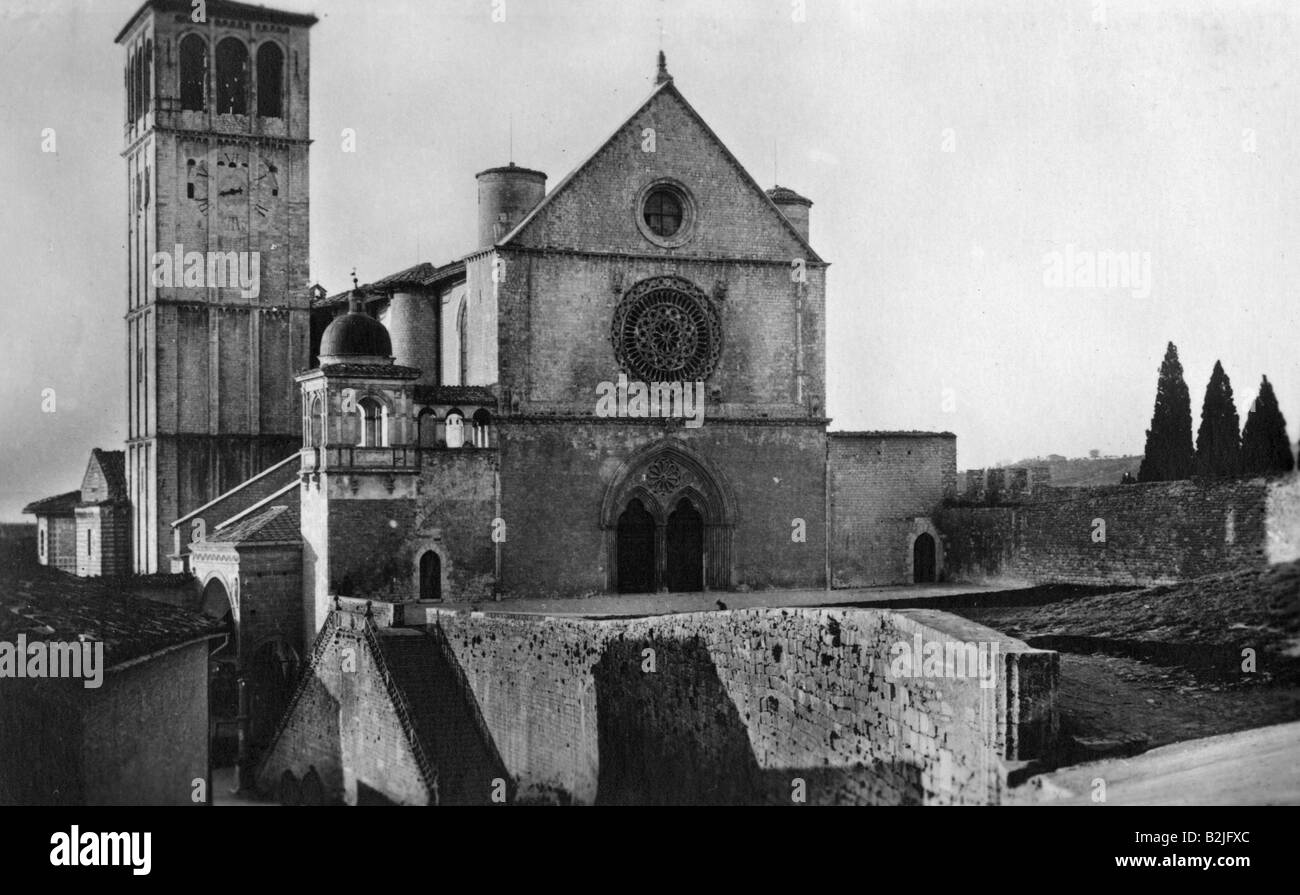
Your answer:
(435, 581), (1015, 618)
(1011, 720), (1300, 805)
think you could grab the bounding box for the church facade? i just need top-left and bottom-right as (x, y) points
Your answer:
(27, 2), (957, 747)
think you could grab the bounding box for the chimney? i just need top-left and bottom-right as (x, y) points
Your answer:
(476, 163), (547, 248)
(767, 185), (813, 243)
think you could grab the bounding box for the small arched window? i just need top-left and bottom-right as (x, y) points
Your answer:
(357, 397), (384, 447)
(215, 37), (249, 115)
(471, 409), (492, 449)
(256, 43), (284, 118)
(444, 410), (465, 449)
(307, 393), (323, 446)
(418, 409), (438, 448)
(179, 34), (207, 111)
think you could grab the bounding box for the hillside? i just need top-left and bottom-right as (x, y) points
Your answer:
(1010, 454), (1141, 487)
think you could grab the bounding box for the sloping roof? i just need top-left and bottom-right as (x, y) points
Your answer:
(316, 362), (423, 379)
(173, 454), (300, 529)
(99, 450), (126, 493)
(22, 491), (81, 517)
(316, 260), (467, 308)
(498, 78), (823, 263)
(370, 262), (439, 290)
(210, 503), (300, 546)
(413, 385), (498, 407)
(80, 449), (128, 505)
(0, 572), (225, 669)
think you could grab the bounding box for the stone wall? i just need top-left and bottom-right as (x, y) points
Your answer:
(828, 432), (957, 587)
(44, 516), (78, 574)
(0, 641), (211, 805)
(257, 611), (436, 806)
(75, 505), (132, 578)
(190, 543), (303, 659)
(1267, 474), (1300, 564)
(938, 475), (1300, 585)
(497, 421), (828, 596)
(496, 251), (824, 419)
(415, 605), (1056, 805)
(81, 641), (211, 805)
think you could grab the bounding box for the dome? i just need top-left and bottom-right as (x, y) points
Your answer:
(319, 295), (393, 363)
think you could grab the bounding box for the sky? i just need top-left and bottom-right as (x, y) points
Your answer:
(1, 0), (1297, 521)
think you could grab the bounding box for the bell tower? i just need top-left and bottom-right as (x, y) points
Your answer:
(116, 1), (317, 572)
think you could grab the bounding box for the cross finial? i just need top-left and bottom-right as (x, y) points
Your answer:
(348, 268), (364, 313)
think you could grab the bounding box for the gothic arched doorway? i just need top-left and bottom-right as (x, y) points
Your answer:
(602, 441), (737, 594)
(419, 550), (442, 601)
(913, 532), (937, 584)
(666, 498), (704, 592)
(616, 499), (656, 593)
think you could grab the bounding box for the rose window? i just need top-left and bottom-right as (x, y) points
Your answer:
(612, 277), (721, 382)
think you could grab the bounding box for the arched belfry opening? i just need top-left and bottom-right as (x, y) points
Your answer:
(913, 532), (937, 584)
(179, 34), (207, 111)
(215, 37), (249, 115)
(601, 441), (736, 594)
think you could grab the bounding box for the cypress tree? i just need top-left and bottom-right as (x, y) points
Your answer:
(1137, 342), (1194, 481)
(1240, 375), (1295, 475)
(1193, 360), (1242, 477)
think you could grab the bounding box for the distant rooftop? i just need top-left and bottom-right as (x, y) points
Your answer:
(21, 491), (81, 517)
(316, 260), (466, 308)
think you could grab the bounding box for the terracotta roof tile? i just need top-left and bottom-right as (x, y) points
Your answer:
(315, 260), (466, 307)
(413, 385), (498, 407)
(0, 546), (224, 667)
(211, 504), (300, 546)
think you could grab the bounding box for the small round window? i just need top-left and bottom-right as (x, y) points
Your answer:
(643, 188), (683, 237)
(636, 180), (695, 248)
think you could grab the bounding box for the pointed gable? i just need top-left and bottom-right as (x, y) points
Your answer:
(502, 80), (821, 263)
(80, 449), (128, 505)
